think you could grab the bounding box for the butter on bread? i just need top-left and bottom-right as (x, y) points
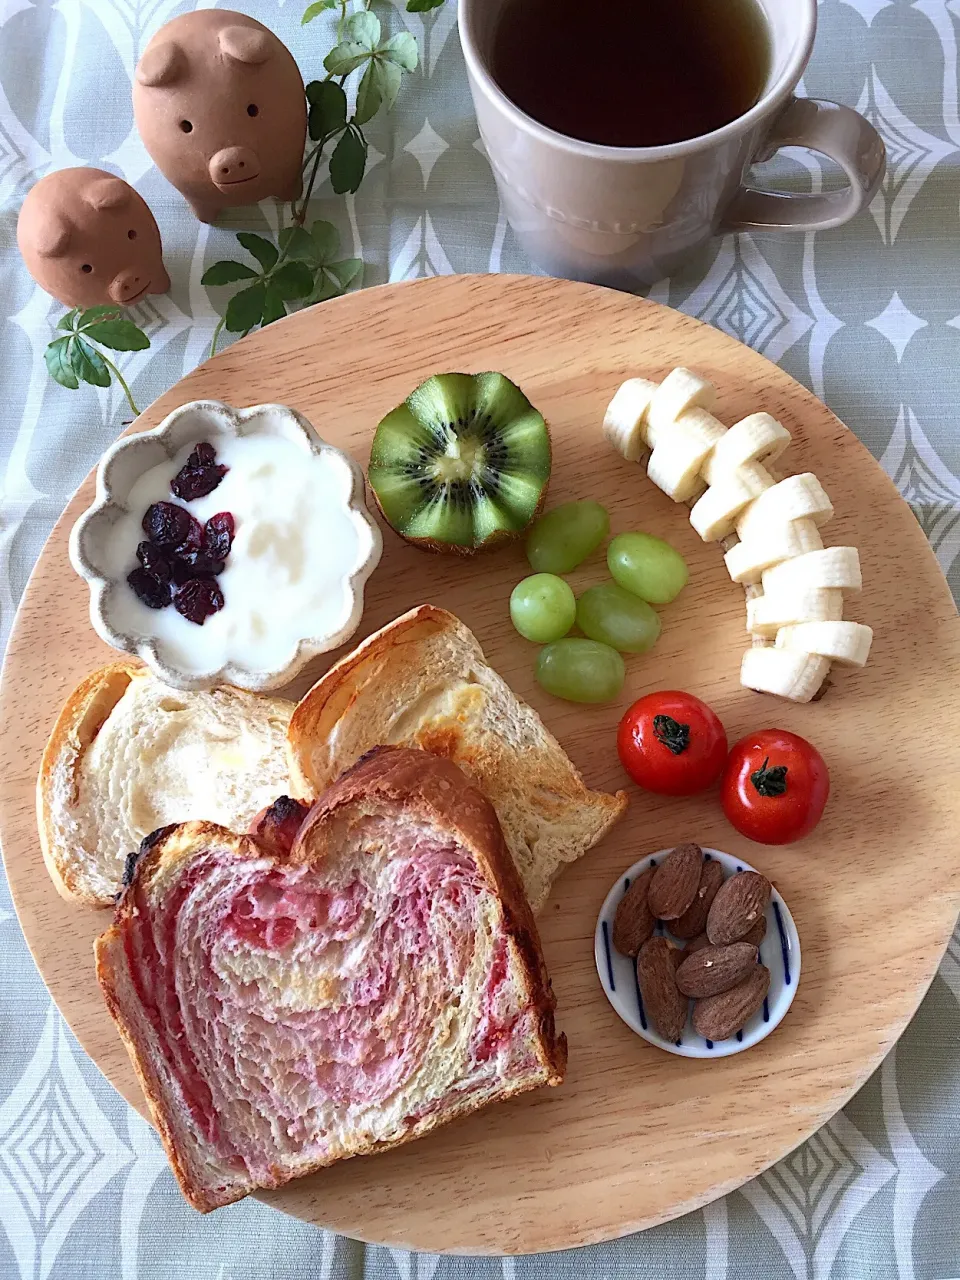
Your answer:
(287, 605), (627, 912)
(38, 660), (293, 906)
(95, 746), (566, 1212)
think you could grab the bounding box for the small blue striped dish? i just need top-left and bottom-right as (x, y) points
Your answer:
(594, 848), (801, 1059)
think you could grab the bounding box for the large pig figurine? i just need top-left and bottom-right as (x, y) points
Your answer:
(133, 11), (307, 223)
(17, 167), (170, 309)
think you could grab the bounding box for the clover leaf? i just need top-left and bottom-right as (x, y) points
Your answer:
(43, 305), (148, 413)
(278, 225), (319, 264)
(306, 80), (348, 141)
(324, 13), (380, 75)
(45, 338), (80, 389)
(380, 32), (418, 72)
(302, 0), (337, 22)
(330, 126), (367, 194)
(224, 281), (266, 334)
(271, 260), (315, 300)
(201, 260), (259, 286)
(235, 232), (279, 272)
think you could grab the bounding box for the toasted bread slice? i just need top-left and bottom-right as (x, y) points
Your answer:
(96, 746), (566, 1212)
(38, 662), (293, 906)
(287, 605), (627, 912)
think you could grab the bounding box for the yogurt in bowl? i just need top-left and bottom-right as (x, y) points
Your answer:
(70, 400), (382, 692)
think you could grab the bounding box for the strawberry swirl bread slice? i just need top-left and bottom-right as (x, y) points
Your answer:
(96, 746), (566, 1211)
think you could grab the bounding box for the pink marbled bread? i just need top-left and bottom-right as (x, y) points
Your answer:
(95, 746), (567, 1212)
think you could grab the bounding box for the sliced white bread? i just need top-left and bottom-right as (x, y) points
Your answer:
(286, 605), (627, 912)
(38, 661), (293, 906)
(96, 746), (567, 1212)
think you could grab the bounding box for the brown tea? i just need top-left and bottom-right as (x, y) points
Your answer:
(490, 0), (770, 148)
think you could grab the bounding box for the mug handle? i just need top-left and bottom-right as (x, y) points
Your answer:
(721, 95), (886, 233)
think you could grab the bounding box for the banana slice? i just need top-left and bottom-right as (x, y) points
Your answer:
(740, 647), (831, 703)
(603, 378), (658, 461)
(746, 588), (844, 638)
(701, 412), (791, 484)
(690, 464), (774, 541)
(645, 367), (717, 448)
(647, 409), (727, 501)
(761, 546), (862, 595)
(724, 519), (825, 584)
(776, 620), (874, 667)
(735, 474), (834, 541)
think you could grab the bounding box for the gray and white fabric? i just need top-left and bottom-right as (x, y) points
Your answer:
(2, 1), (959, 1276)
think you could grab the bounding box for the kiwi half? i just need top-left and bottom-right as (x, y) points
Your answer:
(368, 372), (551, 554)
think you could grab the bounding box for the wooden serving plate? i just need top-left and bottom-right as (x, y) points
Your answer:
(2, 275), (959, 1254)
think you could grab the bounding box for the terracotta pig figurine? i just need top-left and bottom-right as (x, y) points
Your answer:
(133, 11), (307, 223)
(17, 167), (169, 309)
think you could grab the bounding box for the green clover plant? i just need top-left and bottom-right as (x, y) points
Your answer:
(203, 0), (435, 356)
(44, 306), (149, 415)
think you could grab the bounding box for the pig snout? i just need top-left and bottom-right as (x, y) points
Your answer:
(208, 146), (261, 187)
(109, 268), (149, 304)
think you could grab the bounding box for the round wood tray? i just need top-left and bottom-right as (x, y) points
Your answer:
(2, 275), (959, 1254)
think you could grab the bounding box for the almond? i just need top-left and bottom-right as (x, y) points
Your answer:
(675, 942), (758, 998)
(706, 870), (772, 945)
(693, 964), (771, 1041)
(648, 842), (703, 921)
(741, 915), (767, 947)
(671, 858), (724, 939)
(637, 937), (688, 1042)
(612, 866), (656, 956)
(686, 932), (711, 954)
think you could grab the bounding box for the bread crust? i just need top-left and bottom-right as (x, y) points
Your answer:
(38, 659), (142, 906)
(38, 661), (293, 908)
(287, 604), (627, 910)
(96, 746), (567, 1213)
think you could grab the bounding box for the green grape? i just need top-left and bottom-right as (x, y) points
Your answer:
(607, 531), (688, 604)
(536, 638), (625, 704)
(576, 582), (661, 653)
(526, 500), (610, 574)
(510, 574), (576, 643)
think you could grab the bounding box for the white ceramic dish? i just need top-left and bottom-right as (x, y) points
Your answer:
(69, 400), (382, 693)
(595, 847), (801, 1058)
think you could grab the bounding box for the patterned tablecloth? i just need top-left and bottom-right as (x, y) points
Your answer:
(2, 1), (960, 1276)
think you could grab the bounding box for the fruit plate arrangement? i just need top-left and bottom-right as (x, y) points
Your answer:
(2, 275), (960, 1253)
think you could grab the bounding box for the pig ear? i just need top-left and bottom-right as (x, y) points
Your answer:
(136, 40), (186, 87)
(84, 178), (129, 212)
(33, 211), (72, 258)
(219, 26), (272, 65)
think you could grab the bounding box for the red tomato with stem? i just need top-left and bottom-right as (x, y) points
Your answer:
(722, 729), (829, 844)
(617, 691), (728, 796)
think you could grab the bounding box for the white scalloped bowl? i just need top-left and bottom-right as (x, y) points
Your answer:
(69, 400), (382, 693)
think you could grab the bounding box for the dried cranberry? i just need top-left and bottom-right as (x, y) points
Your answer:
(136, 541), (173, 582)
(127, 567), (172, 609)
(173, 512), (203, 556)
(142, 501), (193, 548)
(171, 553), (223, 584)
(170, 463), (228, 501)
(189, 441), (217, 467)
(202, 512), (235, 561)
(174, 577), (224, 625)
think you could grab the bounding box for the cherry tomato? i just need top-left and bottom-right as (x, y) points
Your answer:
(722, 729), (829, 844)
(617, 691), (728, 796)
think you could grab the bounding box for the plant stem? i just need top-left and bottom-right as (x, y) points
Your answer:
(209, 316), (226, 360)
(294, 132), (337, 224)
(98, 352), (141, 417)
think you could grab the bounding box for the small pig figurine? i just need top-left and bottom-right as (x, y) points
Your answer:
(17, 167), (170, 309)
(133, 11), (307, 224)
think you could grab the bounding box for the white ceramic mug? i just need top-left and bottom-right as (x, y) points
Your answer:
(458, 0), (886, 286)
